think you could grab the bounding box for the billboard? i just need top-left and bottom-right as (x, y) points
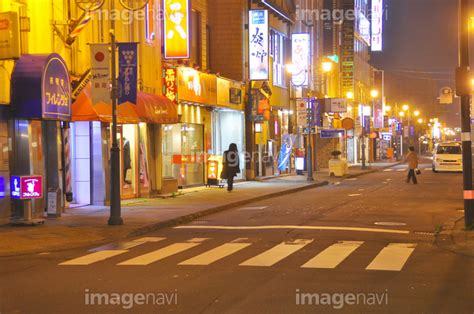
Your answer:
(291, 33), (310, 87)
(163, 0), (190, 59)
(0, 12), (20, 60)
(371, 0), (383, 51)
(249, 10), (269, 81)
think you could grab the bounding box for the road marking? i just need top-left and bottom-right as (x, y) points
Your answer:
(366, 243), (417, 271)
(179, 242), (252, 265)
(345, 178), (358, 181)
(383, 169), (394, 172)
(238, 206), (267, 210)
(397, 168), (406, 172)
(334, 182), (341, 185)
(348, 194), (362, 197)
(240, 239), (313, 267)
(89, 237), (165, 252)
(118, 239), (208, 266)
(60, 250), (128, 266)
(301, 241), (364, 269)
(175, 225), (410, 235)
(374, 222), (407, 227)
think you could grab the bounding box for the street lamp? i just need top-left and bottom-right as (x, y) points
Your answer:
(370, 89), (379, 98)
(402, 104), (409, 111)
(346, 91), (354, 100)
(322, 62), (333, 73)
(414, 110), (420, 117)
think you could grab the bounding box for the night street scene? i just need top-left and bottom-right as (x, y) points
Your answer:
(0, 0), (473, 313)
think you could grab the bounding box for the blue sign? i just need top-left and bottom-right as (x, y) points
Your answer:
(320, 129), (345, 139)
(312, 98), (322, 127)
(118, 43), (138, 105)
(10, 176), (21, 199)
(0, 177), (5, 199)
(278, 134), (294, 171)
(11, 54), (71, 121)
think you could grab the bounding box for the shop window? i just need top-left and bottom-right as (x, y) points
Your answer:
(270, 30), (286, 87)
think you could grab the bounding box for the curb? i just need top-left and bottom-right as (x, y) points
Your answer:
(127, 181), (329, 237)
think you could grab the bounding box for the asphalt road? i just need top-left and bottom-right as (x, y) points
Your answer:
(1, 163), (473, 314)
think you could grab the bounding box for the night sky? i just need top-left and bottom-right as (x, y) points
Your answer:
(370, 0), (460, 126)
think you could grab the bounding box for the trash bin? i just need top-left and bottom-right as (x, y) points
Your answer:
(47, 187), (62, 218)
(329, 159), (348, 177)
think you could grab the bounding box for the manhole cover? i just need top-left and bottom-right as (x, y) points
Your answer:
(374, 222), (407, 227)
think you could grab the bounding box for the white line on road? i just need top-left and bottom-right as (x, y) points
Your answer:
(175, 225), (410, 234)
(345, 178), (358, 181)
(179, 242), (252, 265)
(366, 243), (417, 271)
(348, 194), (362, 197)
(240, 239), (313, 267)
(88, 237), (165, 252)
(383, 169), (394, 172)
(60, 250), (128, 266)
(238, 206), (268, 210)
(397, 169), (406, 172)
(301, 241), (364, 269)
(118, 238), (208, 266)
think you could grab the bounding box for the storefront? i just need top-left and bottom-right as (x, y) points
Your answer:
(71, 87), (178, 205)
(10, 53), (72, 219)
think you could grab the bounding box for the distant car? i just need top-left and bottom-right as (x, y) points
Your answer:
(432, 142), (462, 173)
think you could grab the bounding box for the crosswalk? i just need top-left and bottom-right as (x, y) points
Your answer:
(59, 238), (417, 272)
(383, 167), (431, 172)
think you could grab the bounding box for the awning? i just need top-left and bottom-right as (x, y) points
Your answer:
(72, 87), (178, 124)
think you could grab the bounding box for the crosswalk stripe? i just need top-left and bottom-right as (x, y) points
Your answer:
(383, 169), (394, 172)
(60, 250), (128, 266)
(301, 241), (364, 269)
(366, 243), (416, 271)
(240, 239), (312, 267)
(118, 239), (208, 266)
(396, 168), (406, 172)
(89, 237), (165, 252)
(179, 242), (252, 265)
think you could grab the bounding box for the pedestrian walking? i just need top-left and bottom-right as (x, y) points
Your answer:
(405, 146), (419, 184)
(222, 143), (240, 192)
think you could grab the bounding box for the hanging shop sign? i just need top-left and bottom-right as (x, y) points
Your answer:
(90, 43), (110, 104)
(373, 98), (384, 128)
(291, 33), (310, 87)
(371, 0), (384, 51)
(0, 11), (20, 60)
(320, 129), (345, 139)
(163, 0), (190, 59)
(216, 77), (244, 110)
(177, 67), (217, 104)
(249, 10), (269, 81)
(10, 175), (43, 200)
(296, 99), (308, 127)
(324, 98), (347, 113)
(163, 66), (178, 104)
(341, 0), (355, 96)
(118, 43), (138, 104)
(11, 54), (71, 121)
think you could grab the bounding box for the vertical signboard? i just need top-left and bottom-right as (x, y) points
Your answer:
(373, 98), (384, 128)
(118, 43), (138, 104)
(249, 10), (269, 81)
(0, 12), (20, 60)
(371, 0), (383, 51)
(90, 43), (110, 104)
(322, 0), (334, 56)
(163, 66), (178, 104)
(163, 0), (190, 59)
(42, 56), (72, 120)
(291, 33), (310, 87)
(341, 0), (355, 96)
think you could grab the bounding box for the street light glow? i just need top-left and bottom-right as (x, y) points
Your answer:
(370, 89), (379, 98)
(322, 62), (333, 72)
(402, 104), (409, 111)
(384, 105), (391, 112)
(286, 63), (296, 74)
(346, 91), (354, 99)
(414, 110), (420, 117)
(417, 118), (423, 124)
(399, 111), (405, 117)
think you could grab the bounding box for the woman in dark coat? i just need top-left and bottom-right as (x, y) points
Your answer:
(222, 143), (240, 192)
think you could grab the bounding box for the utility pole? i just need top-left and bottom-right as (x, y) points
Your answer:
(457, 0), (474, 229)
(108, 0), (122, 225)
(306, 94), (314, 181)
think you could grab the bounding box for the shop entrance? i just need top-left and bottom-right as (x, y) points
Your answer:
(117, 125), (138, 199)
(162, 123), (205, 187)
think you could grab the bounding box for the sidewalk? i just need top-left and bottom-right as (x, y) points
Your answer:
(437, 215), (474, 257)
(0, 161), (399, 257)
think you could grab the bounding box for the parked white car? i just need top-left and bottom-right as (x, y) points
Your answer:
(432, 142), (463, 172)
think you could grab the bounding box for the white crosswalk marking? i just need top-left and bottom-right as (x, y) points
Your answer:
(366, 243), (416, 271)
(397, 168), (406, 172)
(118, 239), (209, 266)
(301, 241), (364, 269)
(179, 242), (252, 265)
(383, 169), (394, 172)
(240, 239), (313, 267)
(60, 250), (128, 266)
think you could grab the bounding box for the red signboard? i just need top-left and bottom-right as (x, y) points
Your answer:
(11, 175), (43, 200)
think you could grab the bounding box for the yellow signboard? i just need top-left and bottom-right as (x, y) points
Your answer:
(163, 0), (190, 59)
